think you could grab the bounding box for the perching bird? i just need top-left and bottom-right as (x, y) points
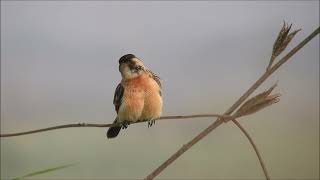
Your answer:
(107, 54), (162, 138)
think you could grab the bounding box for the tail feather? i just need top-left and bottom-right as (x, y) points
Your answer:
(107, 126), (121, 138)
(107, 118), (121, 138)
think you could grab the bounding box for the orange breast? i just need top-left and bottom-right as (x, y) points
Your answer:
(120, 74), (162, 122)
(118, 75), (145, 122)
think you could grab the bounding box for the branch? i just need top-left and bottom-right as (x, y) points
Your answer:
(145, 26), (320, 180)
(231, 119), (270, 180)
(1, 114), (270, 180)
(1, 115), (271, 180)
(0, 114), (227, 137)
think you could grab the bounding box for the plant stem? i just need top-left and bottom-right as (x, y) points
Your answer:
(144, 26), (319, 180)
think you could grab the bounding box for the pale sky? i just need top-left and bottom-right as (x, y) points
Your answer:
(1, 1), (319, 179)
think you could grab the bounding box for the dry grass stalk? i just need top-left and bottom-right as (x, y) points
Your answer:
(233, 83), (281, 118)
(231, 119), (270, 180)
(267, 22), (301, 71)
(145, 25), (319, 180)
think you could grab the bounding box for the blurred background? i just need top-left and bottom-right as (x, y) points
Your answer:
(1, 1), (319, 179)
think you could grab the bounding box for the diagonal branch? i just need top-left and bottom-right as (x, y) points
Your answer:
(144, 26), (320, 180)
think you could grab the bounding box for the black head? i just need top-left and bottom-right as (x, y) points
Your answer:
(119, 54), (136, 64)
(118, 54), (145, 78)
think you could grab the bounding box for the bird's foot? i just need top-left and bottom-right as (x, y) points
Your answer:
(148, 120), (155, 128)
(121, 120), (131, 129)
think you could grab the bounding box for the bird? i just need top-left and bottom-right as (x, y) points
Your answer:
(107, 54), (162, 138)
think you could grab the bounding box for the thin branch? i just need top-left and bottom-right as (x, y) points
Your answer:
(0, 113), (272, 180)
(231, 119), (270, 180)
(0, 115), (270, 180)
(145, 27), (320, 180)
(0, 114), (226, 137)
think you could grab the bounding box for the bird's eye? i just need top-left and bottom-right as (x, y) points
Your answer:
(119, 59), (124, 64)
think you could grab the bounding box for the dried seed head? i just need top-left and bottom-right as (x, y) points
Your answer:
(273, 22), (292, 57)
(233, 83), (281, 118)
(267, 22), (301, 71)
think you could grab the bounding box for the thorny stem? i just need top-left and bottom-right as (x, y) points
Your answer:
(145, 27), (319, 180)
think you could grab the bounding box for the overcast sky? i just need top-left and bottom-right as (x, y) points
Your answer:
(1, 1), (319, 179)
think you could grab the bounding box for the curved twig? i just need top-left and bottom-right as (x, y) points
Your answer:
(231, 119), (270, 180)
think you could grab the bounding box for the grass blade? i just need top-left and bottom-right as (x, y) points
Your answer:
(12, 163), (75, 180)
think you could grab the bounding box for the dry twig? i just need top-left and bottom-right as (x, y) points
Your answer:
(231, 119), (270, 180)
(0, 114), (228, 137)
(0, 114), (269, 180)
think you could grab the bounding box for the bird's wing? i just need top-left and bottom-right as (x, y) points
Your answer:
(146, 69), (161, 88)
(146, 69), (162, 96)
(113, 83), (124, 114)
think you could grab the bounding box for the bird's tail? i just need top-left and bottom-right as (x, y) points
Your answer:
(107, 118), (121, 138)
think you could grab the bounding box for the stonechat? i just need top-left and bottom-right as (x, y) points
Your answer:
(107, 54), (162, 138)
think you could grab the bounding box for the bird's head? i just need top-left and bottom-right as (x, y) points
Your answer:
(118, 54), (146, 79)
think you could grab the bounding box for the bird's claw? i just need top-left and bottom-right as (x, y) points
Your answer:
(121, 121), (131, 129)
(148, 120), (155, 128)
